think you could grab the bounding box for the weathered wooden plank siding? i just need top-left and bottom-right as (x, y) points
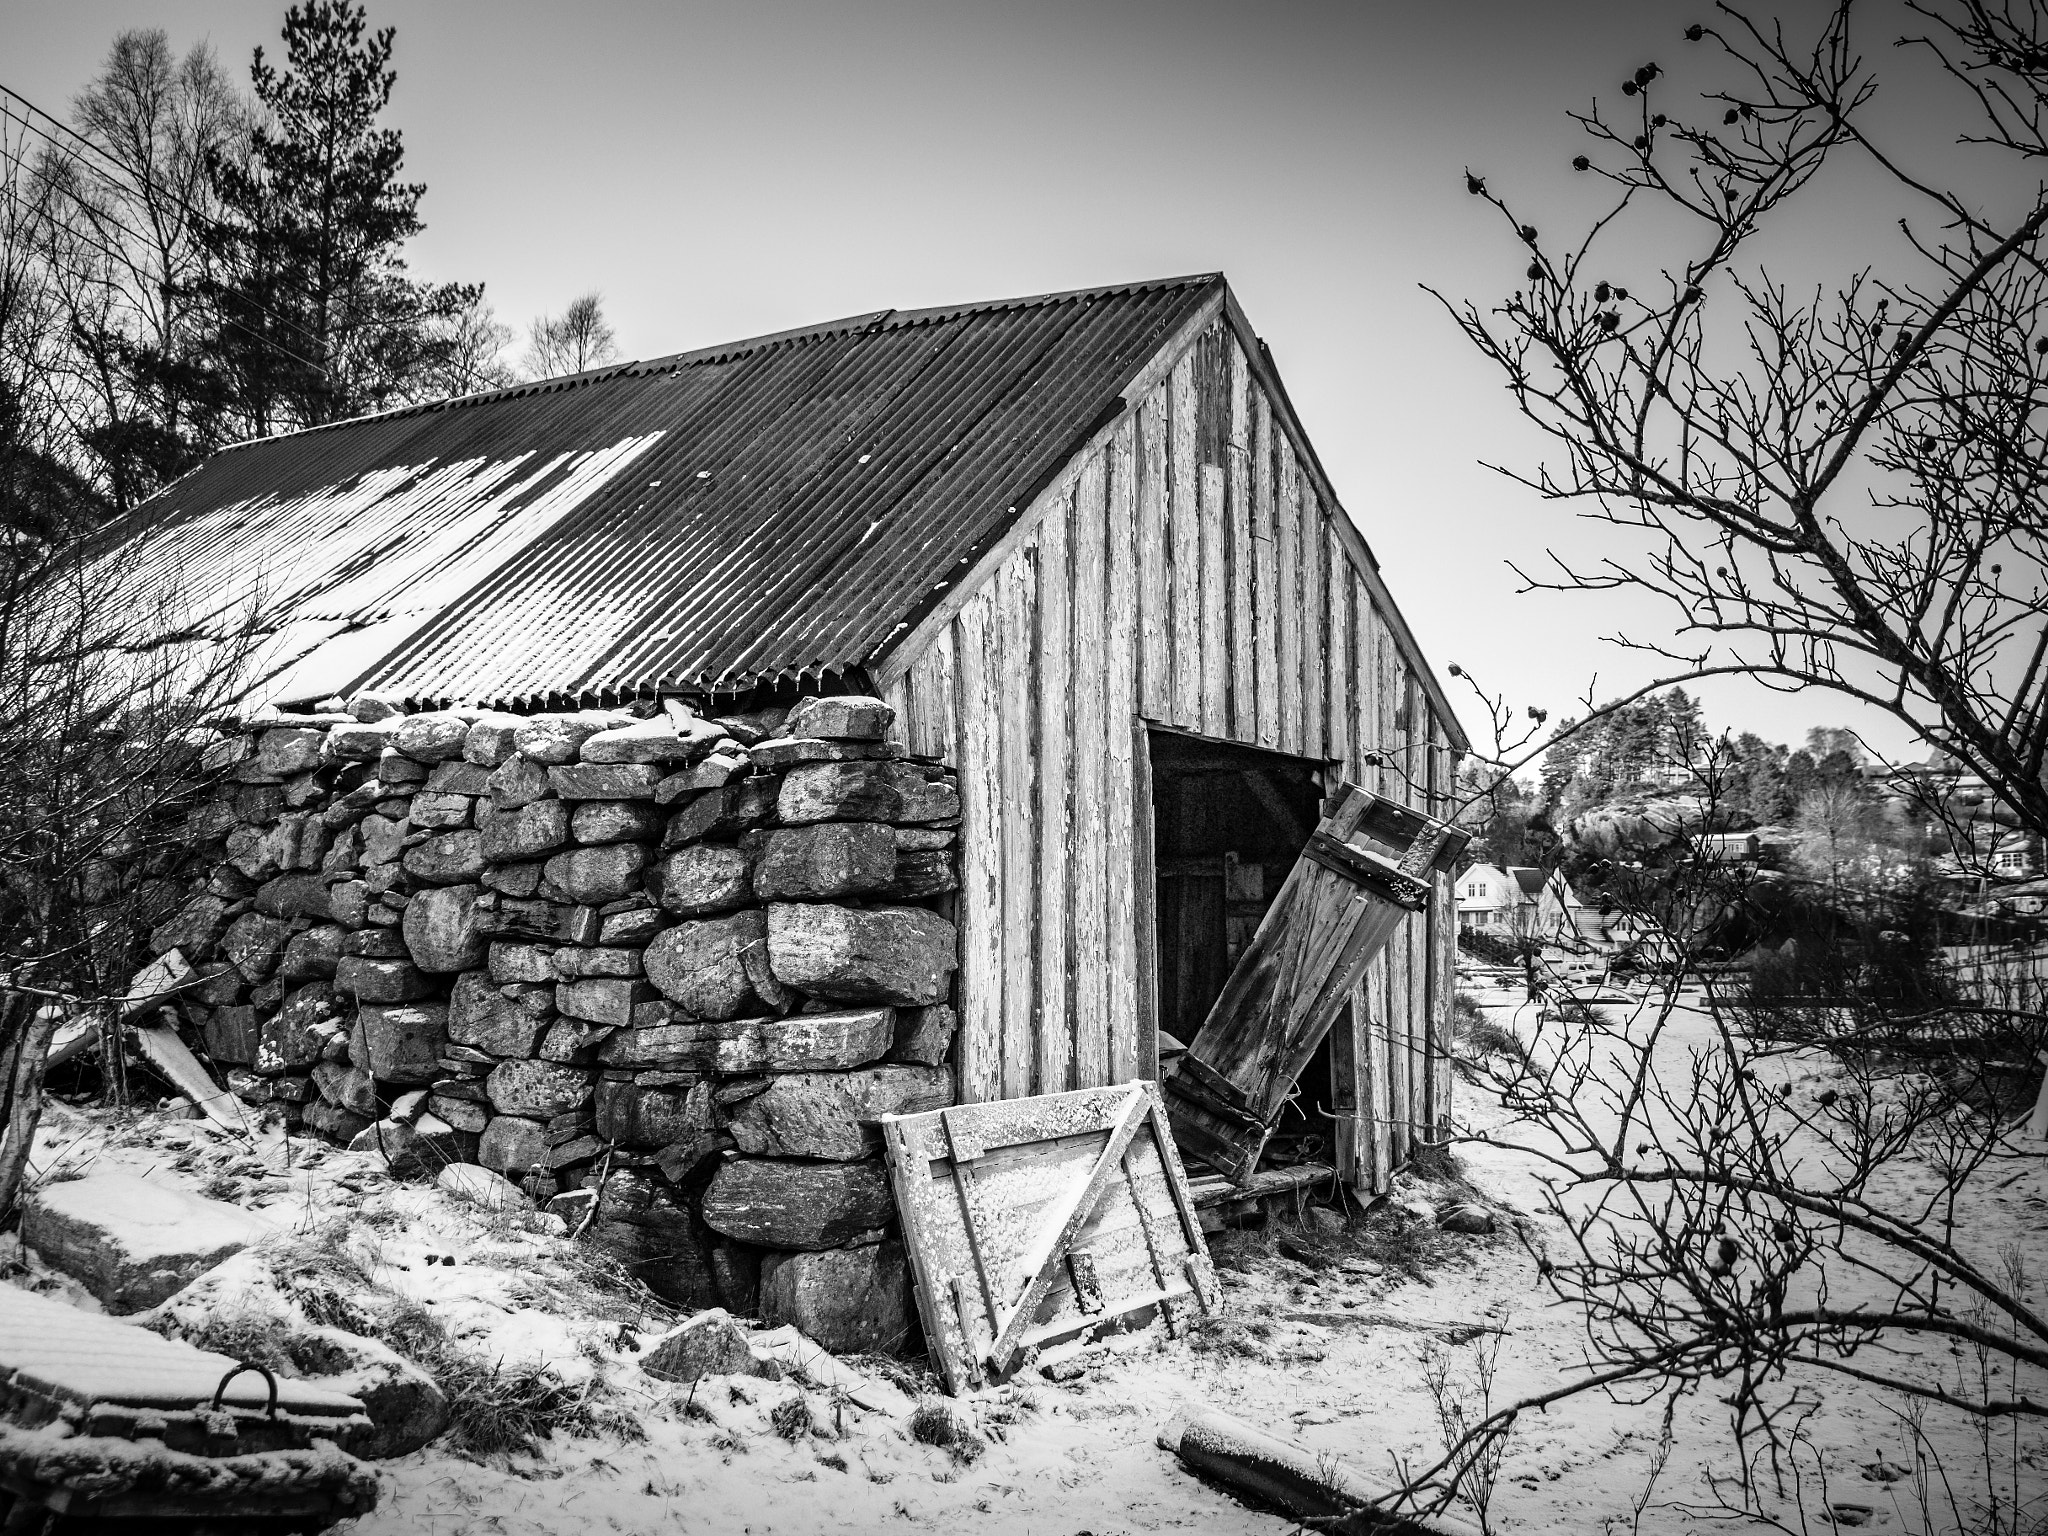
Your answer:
(885, 319), (1459, 1188)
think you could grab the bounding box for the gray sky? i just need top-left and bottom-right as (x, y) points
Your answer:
(5, 0), (1994, 764)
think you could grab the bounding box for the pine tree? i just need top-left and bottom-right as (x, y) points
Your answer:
(198, 0), (477, 434)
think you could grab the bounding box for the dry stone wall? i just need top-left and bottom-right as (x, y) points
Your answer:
(153, 691), (960, 1349)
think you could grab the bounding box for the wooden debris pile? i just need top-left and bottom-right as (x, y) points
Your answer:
(142, 691), (961, 1341)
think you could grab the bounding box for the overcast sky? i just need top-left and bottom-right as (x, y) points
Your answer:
(6, 0), (2001, 765)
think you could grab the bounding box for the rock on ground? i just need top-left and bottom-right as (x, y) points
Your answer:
(759, 1240), (917, 1355)
(20, 1173), (275, 1314)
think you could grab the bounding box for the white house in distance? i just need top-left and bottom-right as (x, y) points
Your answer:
(1458, 863), (1595, 946)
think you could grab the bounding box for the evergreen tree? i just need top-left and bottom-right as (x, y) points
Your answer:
(198, 0), (477, 434)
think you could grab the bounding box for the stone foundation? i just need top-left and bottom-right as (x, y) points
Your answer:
(155, 690), (959, 1347)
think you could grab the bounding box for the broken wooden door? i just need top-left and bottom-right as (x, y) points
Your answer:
(1161, 783), (1469, 1185)
(880, 1082), (1217, 1396)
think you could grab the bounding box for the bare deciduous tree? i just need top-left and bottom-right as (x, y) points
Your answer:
(1442, 0), (2048, 842)
(524, 292), (618, 379)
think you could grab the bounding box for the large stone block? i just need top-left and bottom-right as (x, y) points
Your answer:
(486, 756), (552, 809)
(477, 1114), (549, 1176)
(150, 893), (232, 959)
(487, 941), (557, 985)
(200, 1004), (261, 1066)
(253, 871), (334, 922)
(776, 761), (958, 826)
(222, 911), (291, 982)
(579, 715), (725, 766)
(556, 977), (655, 1026)
(349, 1113), (464, 1181)
(447, 972), (550, 1056)
(724, 1065), (953, 1160)
(481, 798), (570, 861)
(570, 799), (661, 845)
(358, 1002), (447, 1086)
(596, 1007), (893, 1074)
(425, 759), (493, 796)
(891, 1003), (955, 1066)
(313, 1060), (380, 1116)
(599, 902), (666, 946)
(595, 1076), (715, 1147)
(700, 1158), (894, 1250)
(750, 821), (896, 902)
(403, 830), (486, 886)
(402, 883), (485, 972)
(547, 762), (661, 801)
(643, 909), (768, 1020)
(766, 903), (957, 1006)
(463, 713), (525, 767)
(640, 1308), (762, 1384)
(514, 712), (628, 765)
(358, 813), (408, 866)
(473, 894), (586, 944)
(781, 694), (893, 743)
(485, 1058), (593, 1119)
(408, 792), (473, 830)
(654, 749), (750, 804)
(551, 946), (642, 979)
(759, 1240), (916, 1355)
(334, 955), (432, 1003)
(882, 849), (957, 901)
(657, 845), (752, 917)
(325, 718), (401, 761)
(543, 843), (648, 905)
(22, 1174), (276, 1314)
(393, 711), (471, 763)
(664, 777), (779, 846)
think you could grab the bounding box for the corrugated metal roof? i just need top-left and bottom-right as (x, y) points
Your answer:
(98, 274), (1223, 706)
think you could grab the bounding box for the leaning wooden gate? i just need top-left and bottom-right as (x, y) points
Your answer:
(1161, 783), (1469, 1185)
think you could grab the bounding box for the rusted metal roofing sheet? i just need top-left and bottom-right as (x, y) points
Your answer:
(99, 275), (1222, 705)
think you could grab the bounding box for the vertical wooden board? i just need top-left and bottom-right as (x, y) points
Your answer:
(1251, 392), (1280, 749)
(1300, 486), (1326, 762)
(1131, 721), (1161, 1081)
(1169, 352), (1202, 729)
(952, 599), (1004, 1107)
(1364, 975), (1391, 1192)
(1227, 344), (1255, 741)
(1429, 722), (1456, 1141)
(1326, 533), (1353, 779)
(1329, 994), (1360, 1189)
(1378, 605), (1401, 806)
(1104, 420), (1142, 1083)
(1275, 442), (1302, 756)
(1070, 453), (1111, 1090)
(997, 543), (1039, 1112)
(1354, 579), (1380, 796)
(1036, 486), (1075, 1098)
(1198, 464), (1228, 737)
(1408, 886), (1428, 1158)
(1137, 388), (1171, 721)
(906, 626), (957, 765)
(881, 674), (910, 746)
(1386, 905), (1411, 1166)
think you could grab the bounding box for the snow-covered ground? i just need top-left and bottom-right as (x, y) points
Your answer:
(6, 980), (2045, 1534)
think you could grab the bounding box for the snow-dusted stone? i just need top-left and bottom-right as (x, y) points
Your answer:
(255, 727), (327, 777)
(776, 761), (959, 825)
(447, 972), (550, 1056)
(225, 824), (286, 883)
(402, 830), (486, 886)
(596, 1008), (893, 1074)
(641, 1308), (772, 1384)
(303, 1101), (375, 1143)
(222, 911), (291, 982)
(348, 692), (404, 723)
(782, 693), (893, 742)
(700, 1158), (893, 1250)
(289, 1324), (448, 1458)
(723, 1065), (953, 1160)
(392, 712), (470, 763)
(348, 1113), (462, 1181)
(402, 883), (484, 972)
(326, 718), (401, 761)
(751, 822), (896, 902)
(436, 1162), (531, 1211)
(20, 1173), (275, 1314)
(485, 1058), (592, 1119)
(891, 1002), (955, 1066)
(477, 1114), (549, 1175)
(481, 798), (569, 860)
(357, 1002), (446, 1085)
(658, 845), (753, 917)
(759, 1240), (915, 1355)
(579, 714), (726, 766)
(335, 955), (431, 1003)
(570, 799), (661, 845)
(514, 712), (628, 766)
(766, 903), (957, 1006)
(462, 713), (525, 767)
(427, 1095), (489, 1132)
(595, 1077), (716, 1147)
(643, 909), (769, 1021)
(328, 880), (370, 930)
(654, 749), (751, 804)
(543, 843), (648, 904)
(313, 1060), (380, 1116)
(255, 982), (337, 1074)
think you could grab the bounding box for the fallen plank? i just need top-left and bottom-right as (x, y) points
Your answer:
(1281, 1311), (1504, 1343)
(1159, 1405), (1482, 1535)
(130, 1022), (255, 1138)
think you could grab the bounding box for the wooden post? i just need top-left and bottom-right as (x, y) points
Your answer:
(2028, 1050), (2048, 1142)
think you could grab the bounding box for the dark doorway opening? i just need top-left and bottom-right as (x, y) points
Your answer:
(1146, 727), (1336, 1169)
